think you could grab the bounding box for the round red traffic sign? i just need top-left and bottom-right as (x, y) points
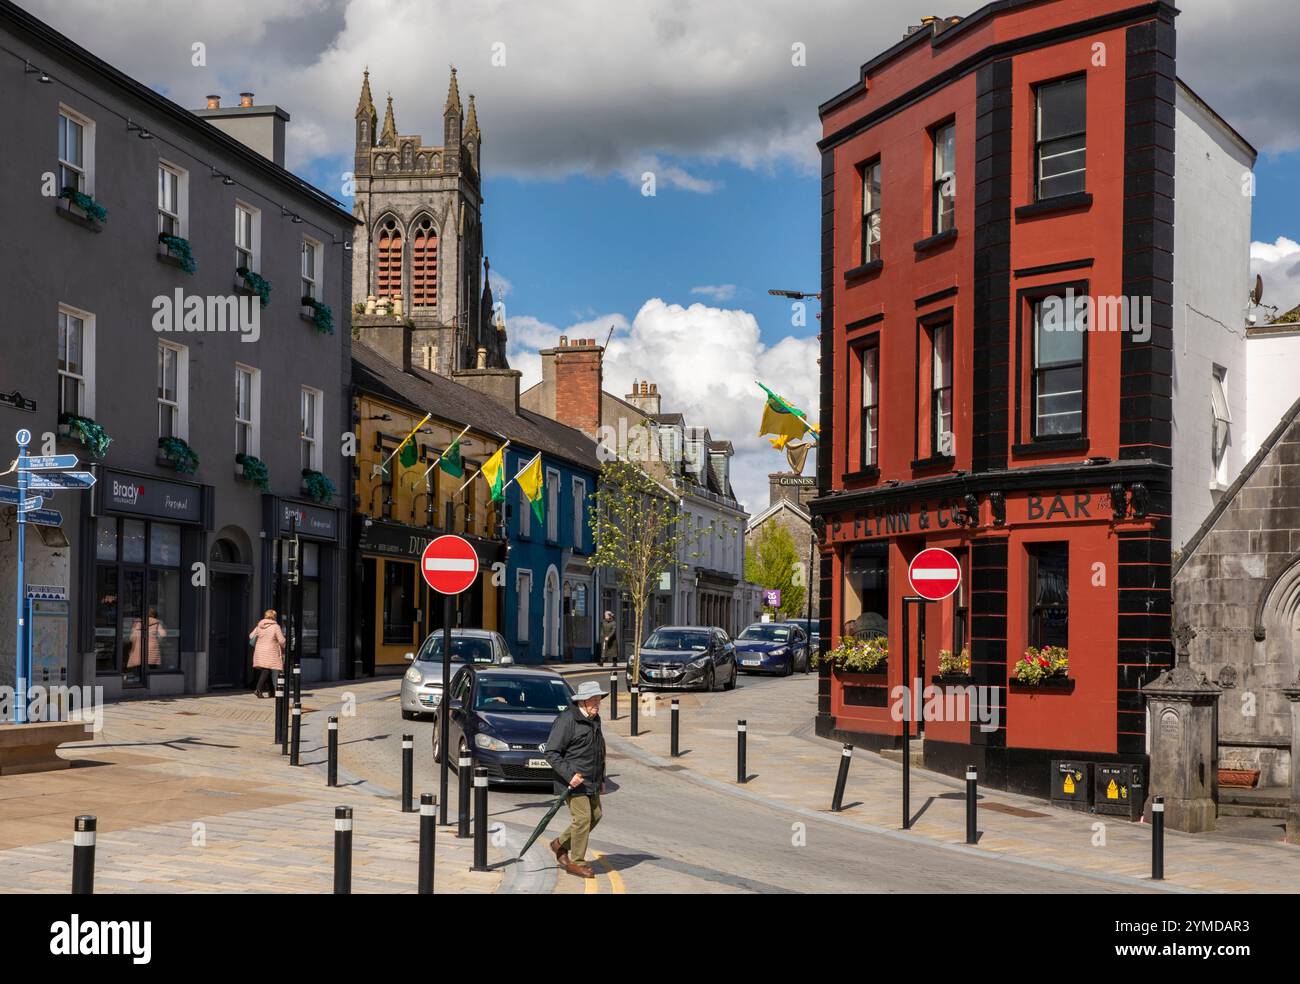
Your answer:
(420, 535), (480, 595)
(908, 547), (961, 601)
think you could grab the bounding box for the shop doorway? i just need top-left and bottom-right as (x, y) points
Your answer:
(208, 536), (254, 689)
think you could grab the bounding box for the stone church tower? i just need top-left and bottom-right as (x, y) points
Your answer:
(351, 67), (508, 375)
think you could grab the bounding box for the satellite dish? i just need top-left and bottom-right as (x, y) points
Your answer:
(1250, 274), (1264, 306)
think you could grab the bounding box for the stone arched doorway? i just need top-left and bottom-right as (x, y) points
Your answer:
(208, 528), (254, 689)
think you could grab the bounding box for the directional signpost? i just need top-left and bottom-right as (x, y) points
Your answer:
(9, 432), (92, 724)
(421, 534), (480, 825)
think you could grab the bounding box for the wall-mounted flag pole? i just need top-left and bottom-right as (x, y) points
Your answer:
(379, 412), (433, 472)
(422, 423), (473, 479)
(453, 441), (510, 497)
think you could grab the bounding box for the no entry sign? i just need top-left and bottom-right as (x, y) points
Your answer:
(908, 547), (961, 601)
(420, 535), (480, 595)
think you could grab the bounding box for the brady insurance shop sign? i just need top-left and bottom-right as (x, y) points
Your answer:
(99, 469), (203, 523)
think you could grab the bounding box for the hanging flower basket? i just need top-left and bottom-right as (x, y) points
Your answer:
(1013, 646), (1069, 686)
(158, 233), (197, 274)
(59, 413), (112, 458)
(813, 634), (888, 674)
(235, 453), (270, 491)
(60, 187), (108, 224)
(301, 468), (336, 504)
(301, 296), (334, 334)
(236, 267), (273, 308)
(158, 436), (199, 474)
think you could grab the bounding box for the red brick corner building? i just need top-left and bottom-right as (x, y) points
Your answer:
(812, 1), (1183, 796)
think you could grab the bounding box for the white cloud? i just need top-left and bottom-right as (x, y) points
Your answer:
(690, 284), (738, 302)
(509, 298), (817, 513)
(1251, 237), (1300, 318)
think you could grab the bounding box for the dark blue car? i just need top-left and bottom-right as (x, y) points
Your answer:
(734, 622), (809, 676)
(431, 665), (574, 785)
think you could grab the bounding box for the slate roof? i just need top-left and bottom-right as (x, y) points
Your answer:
(351, 342), (600, 473)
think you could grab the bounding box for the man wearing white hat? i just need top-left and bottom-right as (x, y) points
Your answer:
(543, 679), (609, 878)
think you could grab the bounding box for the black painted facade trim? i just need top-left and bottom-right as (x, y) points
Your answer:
(1014, 258), (1095, 279)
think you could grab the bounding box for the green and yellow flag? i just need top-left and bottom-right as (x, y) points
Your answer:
(398, 440), (419, 469)
(438, 435), (464, 479)
(757, 382), (817, 445)
(515, 453), (545, 525)
(482, 445), (507, 502)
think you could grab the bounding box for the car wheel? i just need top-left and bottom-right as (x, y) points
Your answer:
(784, 652), (795, 677)
(704, 665), (716, 692)
(724, 663), (737, 691)
(402, 709), (416, 721)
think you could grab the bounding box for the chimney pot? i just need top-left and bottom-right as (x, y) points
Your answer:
(206, 94), (221, 110)
(240, 91), (255, 108)
(559, 335), (568, 347)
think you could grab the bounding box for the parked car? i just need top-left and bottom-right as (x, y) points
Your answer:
(734, 622), (809, 675)
(400, 628), (512, 720)
(786, 617), (820, 654)
(431, 665), (574, 786)
(629, 626), (737, 692)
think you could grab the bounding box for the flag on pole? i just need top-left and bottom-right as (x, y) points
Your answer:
(398, 440), (419, 469)
(515, 453), (545, 525)
(757, 381), (816, 445)
(381, 412), (432, 472)
(482, 445), (508, 502)
(439, 434), (464, 479)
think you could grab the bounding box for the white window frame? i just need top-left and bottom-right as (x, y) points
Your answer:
(157, 340), (188, 440)
(302, 237), (322, 300)
(300, 386), (323, 472)
(516, 569), (533, 643)
(235, 364), (261, 458)
(1211, 365), (1231, 487)
(235, 202), (261, 272)
(157, 160), (188, 238)
(546, 467), (560, 542)
(57, 304), (96, 419)
(58, 105), (94, 195)
(572, 477), (586, 549)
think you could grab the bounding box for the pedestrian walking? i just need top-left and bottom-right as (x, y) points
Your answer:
(543, 679), (608, 879)
(249, 609), (286, 698)
(126, 608), (168, 668)
(598, 611), (617, 666)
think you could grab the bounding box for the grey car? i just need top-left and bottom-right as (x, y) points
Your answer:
(400, 629), (512, 720)
(628, 626), (737, 692)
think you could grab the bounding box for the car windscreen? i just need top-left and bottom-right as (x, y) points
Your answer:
(737, 625), (791, 642)
(417, 636), (494, 663)
(643, 630), (710, 651)
(474, 676), (572, 713)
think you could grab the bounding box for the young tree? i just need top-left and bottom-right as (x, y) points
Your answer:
(744, 522), (806, 620)
(589, 458), (693, 684)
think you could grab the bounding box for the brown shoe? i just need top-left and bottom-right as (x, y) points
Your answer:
(564, 861), (595, 879)
(549, 838), (570, 865)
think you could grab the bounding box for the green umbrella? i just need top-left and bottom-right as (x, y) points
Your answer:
(518, 790), (571, 859)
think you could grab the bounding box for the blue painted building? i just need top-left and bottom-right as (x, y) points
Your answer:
(502, 441), (600, 664)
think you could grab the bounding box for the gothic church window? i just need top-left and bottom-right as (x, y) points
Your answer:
(411, 216), (438, 308)
(377, 217), (403, 301)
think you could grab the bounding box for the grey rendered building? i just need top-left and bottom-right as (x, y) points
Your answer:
(0, 0), (356, 702)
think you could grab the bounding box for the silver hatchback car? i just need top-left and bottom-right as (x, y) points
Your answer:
(400, 629), (512, 720)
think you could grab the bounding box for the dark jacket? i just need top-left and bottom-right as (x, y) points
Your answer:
(544, 704), (606, 796)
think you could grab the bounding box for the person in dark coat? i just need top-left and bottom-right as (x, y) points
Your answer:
(543, 679), (608, 878)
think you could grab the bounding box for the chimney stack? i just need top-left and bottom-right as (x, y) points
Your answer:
(206, 94), (221, 110)
(240, 91), (255, 108)
(195, 91), (290, 167)
(536, 336), (604, 440)
(625, 378), (662, 416)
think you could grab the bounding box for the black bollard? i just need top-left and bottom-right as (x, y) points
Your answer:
(472, 767), (489, 872)
(1152, 795), (1165, 881)
(831, 744), (852, 812)
(333, 806), (353, 894)
(274, 674), (286, 745)
(609, 672), (619, 721)
(290, 701), (302, 766)
(457, 753), (472, 839)
(401, 734), (414, 813)
(670, 698), (680, 757)
(418, 793), (436, 894)
(630, 686), (639, 737)
(965, 765), (978, 844)
(292, 661), (302, 703)
(72, 815), (96, 895)
(737, 720), (747, 784)
(327, 716), (338, 787)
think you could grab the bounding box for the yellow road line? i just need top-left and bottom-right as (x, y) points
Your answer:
(592, 851), (625, 894)
(584, 864), (599, 894)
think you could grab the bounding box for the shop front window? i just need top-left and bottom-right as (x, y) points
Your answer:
(1028, 542), (1069, 649)
(843, 542), (889, 641)
(301, 542), (320, 658)
(94, 517), (184, 684)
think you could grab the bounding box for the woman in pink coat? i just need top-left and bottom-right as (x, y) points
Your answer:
(249, 609), (286, 698)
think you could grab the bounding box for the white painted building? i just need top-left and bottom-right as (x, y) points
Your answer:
(1170, 80), (1299, 552)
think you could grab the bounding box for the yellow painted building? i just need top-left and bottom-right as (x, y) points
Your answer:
(350, 362), (506, 673)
